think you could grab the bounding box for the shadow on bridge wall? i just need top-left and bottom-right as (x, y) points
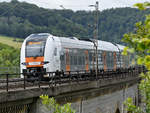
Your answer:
(115, 108), (121, 113)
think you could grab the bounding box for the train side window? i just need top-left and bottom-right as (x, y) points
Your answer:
(74, 56), (77, 65)
(98, 51), (102, 62)
(106, 52), (109, 67)
(54, 48), (57, 56)
(60, 54), (65, 68)
(82, 56), (85, 65)
(89, 52), (93, 62)
(117, 52), (120, 62)
(79, 56), (82, 65)
(120, 55), (123, 62)
(60, 55), (64, 61)
(85, 54), (88, 65)
(71, 56), (73, 65)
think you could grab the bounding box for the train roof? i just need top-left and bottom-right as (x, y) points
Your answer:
(25, 33), (125, 52)
(116, 44), (125, 51)
(57, 36), (121, 52)
(98, 40), (119, 52)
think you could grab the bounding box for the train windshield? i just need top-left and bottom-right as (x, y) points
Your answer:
(26, 34), (49, 57)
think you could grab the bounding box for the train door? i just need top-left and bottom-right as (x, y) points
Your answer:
(103, 51), (107, 71)
(89, 51), (93, 70)
(85, 50), (89, 72)
(65, 49), (70, 71)
(116, 52), (121, 68)
(128, 55), (130, 68)
(122, 55), (126, 68)
(70, 49), (78, 71)
(113, 52), (117, 71)
(53, 47), (60, 71)
(60, 49), (65, 71)
(53, 38), (61, 71)
(98, 50), (103, 69)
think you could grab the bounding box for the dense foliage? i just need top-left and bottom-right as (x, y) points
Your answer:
(123, 2), (150, 113)
(40, 95), (75, 113)
(0, 0), (87, 39)
(0, 43), (20, 67)
(0, 0), (150, 44)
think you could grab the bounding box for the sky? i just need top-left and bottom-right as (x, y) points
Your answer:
(0, 0), (148, 11)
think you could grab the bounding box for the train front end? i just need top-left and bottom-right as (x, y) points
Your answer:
(20, 33), (50, 78)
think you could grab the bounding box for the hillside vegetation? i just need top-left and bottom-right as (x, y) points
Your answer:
(0, 35), (22, 48)
(0, 42), (20, 67)
(0, 0), (149, 44)
(0, 35), (21, 73)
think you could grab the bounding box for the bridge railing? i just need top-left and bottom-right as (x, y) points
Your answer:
(0, 66), (145, 92)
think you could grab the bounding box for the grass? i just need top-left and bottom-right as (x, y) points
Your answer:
(0, 35), (23, 49)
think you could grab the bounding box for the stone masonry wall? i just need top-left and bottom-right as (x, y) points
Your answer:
(34, 84), (138, 113)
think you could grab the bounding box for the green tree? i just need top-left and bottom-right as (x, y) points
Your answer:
(0, 43), (20, 67)
(0, 0), (150, 42)
(40, 95), (75, 113)
(122, 2), (150, 113)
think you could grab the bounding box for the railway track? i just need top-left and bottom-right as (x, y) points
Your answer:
(0, 66), (145, 92)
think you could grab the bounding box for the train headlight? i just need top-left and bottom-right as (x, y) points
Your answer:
(29, 62), (41, 65)
(21, 62), (29, 66)
(41, 61), (49, 65)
